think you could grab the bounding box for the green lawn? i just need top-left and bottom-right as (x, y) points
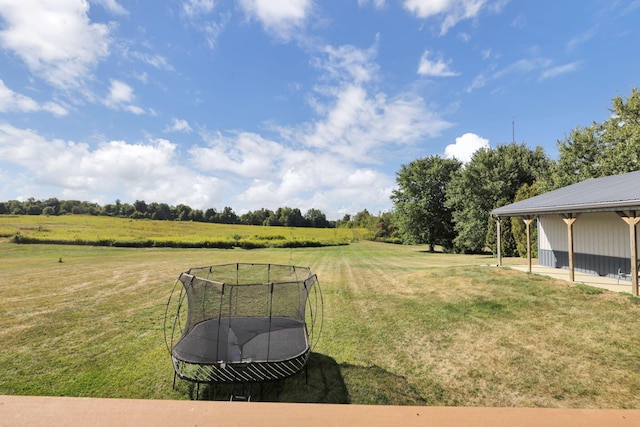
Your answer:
(1, 239), (640, 408)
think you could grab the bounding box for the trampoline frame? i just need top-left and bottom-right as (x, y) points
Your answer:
(164, 263), (323, 388)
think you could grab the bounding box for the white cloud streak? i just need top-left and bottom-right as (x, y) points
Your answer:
(0, 79), (68, 116)
(90, 0), (128, 16)
(403, 0), (487, 35)
(182, 0), (215, 17)
(539, 62), (580, 80)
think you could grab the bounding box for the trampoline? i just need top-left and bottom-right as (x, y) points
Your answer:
(164, 263), (322, 386)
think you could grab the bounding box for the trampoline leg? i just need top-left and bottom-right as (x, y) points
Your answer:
(172, 372), (177, 390)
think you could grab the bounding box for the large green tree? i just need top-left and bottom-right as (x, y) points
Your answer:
(552, 87), (640, 188)
(391, 155), (462, 252)
(446, 143), (551, 254)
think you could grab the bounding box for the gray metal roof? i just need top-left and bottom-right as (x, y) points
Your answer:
(491, 170), (640, 217)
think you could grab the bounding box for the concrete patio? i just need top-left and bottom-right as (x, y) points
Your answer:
(507, 264), (634, 294)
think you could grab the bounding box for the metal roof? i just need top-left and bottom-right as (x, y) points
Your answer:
(491, 170), (640, 217)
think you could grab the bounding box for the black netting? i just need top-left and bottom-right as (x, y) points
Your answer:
(165, 263), (322, 384)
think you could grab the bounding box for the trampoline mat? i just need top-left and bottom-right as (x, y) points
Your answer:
(172, 316), (308, 364)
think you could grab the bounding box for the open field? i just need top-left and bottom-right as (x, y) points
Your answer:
(2, 239), (640, 408)
(0, 215), (370, 247)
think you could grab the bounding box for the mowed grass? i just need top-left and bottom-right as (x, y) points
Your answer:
(2, 239), (640, 408)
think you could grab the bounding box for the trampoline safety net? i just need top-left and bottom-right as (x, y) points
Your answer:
(164, 263), (322, 385)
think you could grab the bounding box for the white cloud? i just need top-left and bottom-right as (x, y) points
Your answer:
(466, 74), (486, 92)
(0, 79), (68, 116)
(317, 42), (379, 85)
(129, 52), (174, 71)
(567, 28), (596, 52)
(190, 131), (285, 178)
(444, 132), (489, 163)
(358, 0), (386, 9)
(0, 0), (111, 89)
(199, 14), (230, 49)
(510, 12), (526, 29)
(182, 0), (215, 17)
(403, 0), (487, 35)
(165, 118), (193, 133)
(493, 57), (552, 79)
(105, 79), (145, 114)
(417, 50), (459, 77)
(107, 79), (133, 104)
(179, 0), (229, 49)
(468, 54), (578, 91)
(300, 41), (452, 162)
(0, 124), (223, 209)
(239, 0), (312, 40)
(90, 0), (128, 15)
(236, 152), (395, 218)
(539, 62), (580, 80)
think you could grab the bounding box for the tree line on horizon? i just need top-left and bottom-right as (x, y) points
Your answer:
(0, 197), (396, 238)
(392, 87), (640, 256)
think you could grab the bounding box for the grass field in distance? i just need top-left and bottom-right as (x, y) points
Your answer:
(0, 215), (371, 248)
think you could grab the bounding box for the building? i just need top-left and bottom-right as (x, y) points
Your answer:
(491, 171), (640, 295)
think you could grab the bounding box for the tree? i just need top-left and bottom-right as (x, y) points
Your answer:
(552, 87), (640, 188)
(219, 206), (238, 224)
(174, 204), (192, 221)
(446, 143), (551, 254)
(374, 211), (399, 241)
(352, 209), (374, 229)
(152, 203), (173, 220)
(133, 200), (148, 217)
(241, 208), (274, 225)
(305, 208), (329, 228)
(44, 198), (60, 215)
(275, 207), (305, 227)
(391, 156), (462, 251)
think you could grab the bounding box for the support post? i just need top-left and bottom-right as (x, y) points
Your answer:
(523, 217), (535, 274)
(617, 211), (640, 296)
(496, 217), (502, 266)
(562, 214), (578, 282)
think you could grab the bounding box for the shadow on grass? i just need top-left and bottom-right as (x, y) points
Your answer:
(182, 353), (426, 405)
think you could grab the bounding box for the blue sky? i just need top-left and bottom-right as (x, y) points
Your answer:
(0, 0), (639, 219)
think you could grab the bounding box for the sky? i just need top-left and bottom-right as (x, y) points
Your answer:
(0, 1), (639, 220)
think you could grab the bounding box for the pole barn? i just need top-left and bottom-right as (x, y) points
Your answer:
(491, 171), (640, 296)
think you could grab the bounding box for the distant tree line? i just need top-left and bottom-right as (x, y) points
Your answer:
(392, 87), (640, 255)
(0, 197), (399, 240)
